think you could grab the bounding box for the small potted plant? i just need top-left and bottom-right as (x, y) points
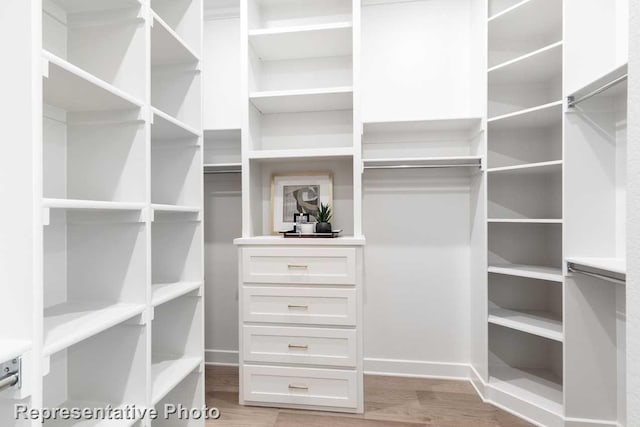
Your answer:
(315, 203), (332, 233)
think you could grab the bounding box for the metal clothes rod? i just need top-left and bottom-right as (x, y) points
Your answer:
(204, 170), (242, 175)
(568, 74), (628, 108)
(364, 164), (481, 170)
(568, 264), (626, 286)
(0, 373), (19, 392)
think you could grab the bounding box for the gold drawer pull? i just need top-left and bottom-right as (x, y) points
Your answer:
(288, 384), (309, 390)
(287, 304), (309, 310)
(287, 264), (308, 270)
(288, 344), (309, 350)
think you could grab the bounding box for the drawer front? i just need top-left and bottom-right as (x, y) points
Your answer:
(242, 247), (356, 285)
(243, 325), (357, 367)
(243, 287), (356, 326)
(243, 365), (358, 409)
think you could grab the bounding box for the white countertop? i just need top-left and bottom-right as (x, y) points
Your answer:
(234, 235), (366, 246)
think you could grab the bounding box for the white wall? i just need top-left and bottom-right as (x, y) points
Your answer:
(361, 169), (471, 377)
(627, 0), (640, 421)
(203, 173), (242, 364)
(203, 16), (241, 130)
(361, 0), (474, 122)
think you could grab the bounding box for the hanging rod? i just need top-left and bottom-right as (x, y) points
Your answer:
(567, 74), (628, 108)
(567, 262), (626, 285)
(363, 164), (481, 170)
(0, 359), (21, 392)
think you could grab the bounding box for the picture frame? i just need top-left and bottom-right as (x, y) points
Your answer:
(271, 172), (333, 233)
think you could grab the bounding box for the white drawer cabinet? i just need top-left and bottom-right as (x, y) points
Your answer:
(242, 365), (359, 409)
(243, 286), (356, 326)
(243, 325), (357, 367)
(242, 247), (356, 285)
(235, 239), (365, 414)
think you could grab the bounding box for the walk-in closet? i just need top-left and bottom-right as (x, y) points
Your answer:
(1, 0), (638, 426)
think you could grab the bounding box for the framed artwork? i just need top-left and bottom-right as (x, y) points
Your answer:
(271, 172), (333, 233)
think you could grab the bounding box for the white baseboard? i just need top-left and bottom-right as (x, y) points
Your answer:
(205, 349), (239, 366)
(363, 357), (471, 380)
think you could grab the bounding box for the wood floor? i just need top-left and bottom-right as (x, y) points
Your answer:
(205, 366), (533, 426)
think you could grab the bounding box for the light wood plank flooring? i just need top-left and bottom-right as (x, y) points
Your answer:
(205, 366), (533, 426)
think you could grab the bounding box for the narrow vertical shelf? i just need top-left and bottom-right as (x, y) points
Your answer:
(486, 0), (565, 423)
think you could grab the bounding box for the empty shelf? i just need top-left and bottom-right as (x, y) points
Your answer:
(43, 198), (146, 211)
(204, 128), (241, 140)
(488, 101), (563, 126)
(152, 282), (202, 307)
(151, 11), (199, 65)
(488, 219), (563, 224)
(489, 264), (563, 283)
(489, 308), (563, 342)
(152, 355), (202, 404)
(487, 160), (562, 175)
(489, 42), (563, 84)
(48, 0), (141, 14)
(152, 107), (201, 140)
(204, 163), (242, 173)
(43, 302), (146, 356)
(152, 204), (201, 214)
(489, 365), (563, 416)
(0, 340), (30, 364)
(43, 50), (144, 112)
(249, 22), (353, 61)
(250, 87), (353, 114)
(247, 147), (354, 161)
(363, 117), (483, 135)
(489, 0), (562, 45)
(363, 156), (482, 169)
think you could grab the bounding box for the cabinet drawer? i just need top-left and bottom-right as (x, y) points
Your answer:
(243, 325), (356, 367)
(243, 287), (356, 326)
(243, 365), (358, 409)
(242, 247), (356, 285)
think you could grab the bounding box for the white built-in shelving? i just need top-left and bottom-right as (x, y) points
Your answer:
(249, 87), (354, 114)
(0, 0), (205, 424)
(485, 0), (565, 422)
(488, 0), (563, 68)
(489, 263), (563, 283)
(242, 0), (360, 237)
(488, 308), (563, 342)
(249, 22), (353, 60)
(151, 11), (200, 66)
(362, 118), (484, 164)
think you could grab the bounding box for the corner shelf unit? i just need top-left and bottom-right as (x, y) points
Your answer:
(484, 0), (566, 424)
(0, 0), (205, 424)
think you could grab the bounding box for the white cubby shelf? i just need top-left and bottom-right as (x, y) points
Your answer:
(489, 264), (563, 284)
(488, 0), (563, 68)
(249, 22), (353, 61)
(43, 50), (144, 112)
(488, 308), (563, 342)
(249, 87), (354, 114)
(151, 11), (200, 66)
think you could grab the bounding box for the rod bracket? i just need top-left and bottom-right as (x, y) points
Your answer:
(0, 358), (21, 392)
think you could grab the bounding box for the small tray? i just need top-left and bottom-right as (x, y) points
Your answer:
(280, 229), (342, 238)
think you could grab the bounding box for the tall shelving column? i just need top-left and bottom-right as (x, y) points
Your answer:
(1, 0), (205, 425)
(148, 0), (205, 424)
(40, 0), (149, 423)
(485, 1), (565, 426)
(236, 0), (364, 414)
